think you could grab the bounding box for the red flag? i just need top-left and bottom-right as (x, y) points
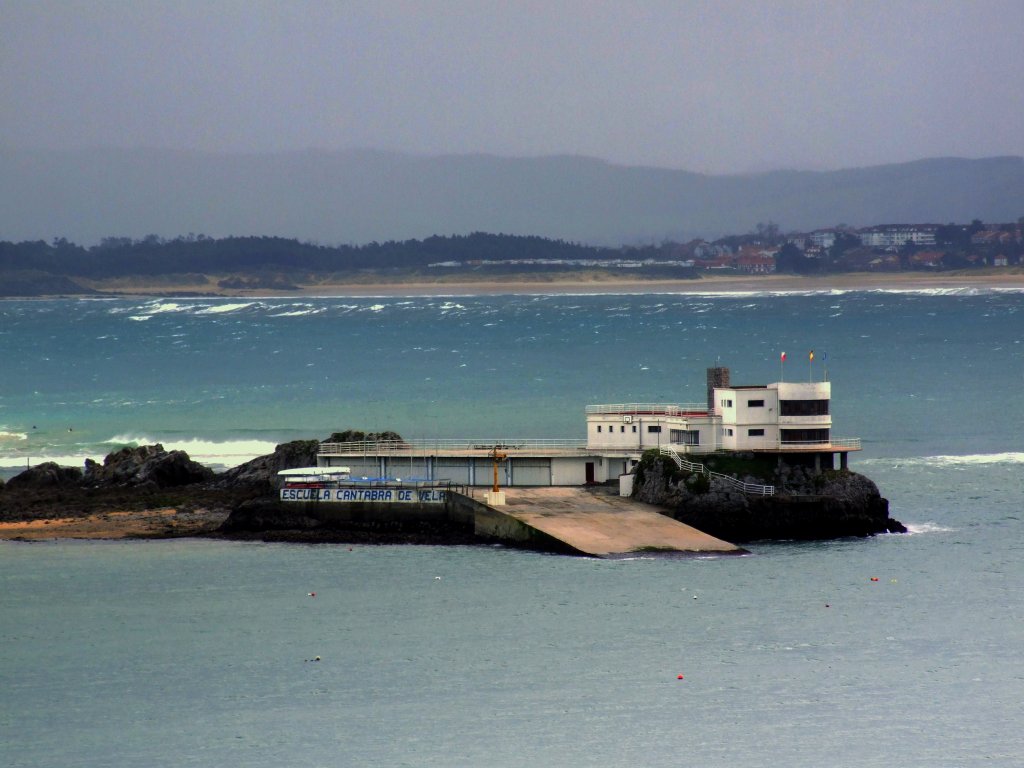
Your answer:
(780, 351), (787, 362)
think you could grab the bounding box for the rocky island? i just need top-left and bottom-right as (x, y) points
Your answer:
(0, 437), (904, 545)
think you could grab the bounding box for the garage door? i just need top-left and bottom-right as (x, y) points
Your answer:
(510, 458), (551, 486)
(434, 458), (472, 485)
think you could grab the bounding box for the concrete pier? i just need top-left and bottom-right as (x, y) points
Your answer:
(472, 487), (742, 557)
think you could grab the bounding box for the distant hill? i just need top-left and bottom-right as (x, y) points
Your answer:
(1, 148), (1022, 245)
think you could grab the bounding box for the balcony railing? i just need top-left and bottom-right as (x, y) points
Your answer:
(757, 437), (861, 451)
(585, 403), (710, 417)
(318, 438), (589, 456)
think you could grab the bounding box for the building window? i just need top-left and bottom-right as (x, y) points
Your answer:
(781, 428), (830, 443)
(724, 428), (734, 436)
(747, 399), (764, 408)
(748, 428), (765, 437)
(720, 398), (733, 408)
(780, 399), (830, 416)
(647, 425), (662, 433)
(596, 425), (602, 433)
(671, 429), (700, 445)
(631, 425), (637, 433)
(620, 425), (625, 433)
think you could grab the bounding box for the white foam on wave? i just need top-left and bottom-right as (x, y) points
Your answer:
(193, 302), (255, 315)
(103, 434), (278, 466)
(905, 522), (956, 535)
(863, 452), (1024, 468)
(0, 431), (28, 442)
(270, 307), (326, 317)
(0, 452), (107, 469)
(143, 301), (188, 314)
(0, 434), (276, 470)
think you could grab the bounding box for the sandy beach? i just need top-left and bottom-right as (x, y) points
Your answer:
(75, 269), (1024, 299)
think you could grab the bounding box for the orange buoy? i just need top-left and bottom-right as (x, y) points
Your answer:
(677, 674), (684, 680)
(870, 577), (879, 582)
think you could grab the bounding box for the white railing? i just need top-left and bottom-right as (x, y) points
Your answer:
(777, 437), (861, 450)
(586, 403), (710, 416)
(318, 438), (589, 455)
(658, 447), (775, 496)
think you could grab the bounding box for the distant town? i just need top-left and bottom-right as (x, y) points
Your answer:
(426, 219), (1024, 276)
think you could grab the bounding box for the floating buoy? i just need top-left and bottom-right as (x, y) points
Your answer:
(693, 595), (698, 600)
(434, 576), (442, 580)
(314, 656), (321, 662)
(308, 592), (316, 597)
(870, 577), (879, 582)
(677, 674), (684, 680)
(825, 604), (831, 608)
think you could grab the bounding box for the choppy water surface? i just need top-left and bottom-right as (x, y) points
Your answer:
(2, 289), (1023, 765)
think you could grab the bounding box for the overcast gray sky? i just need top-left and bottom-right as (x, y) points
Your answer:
(2, 0), (1022, 174)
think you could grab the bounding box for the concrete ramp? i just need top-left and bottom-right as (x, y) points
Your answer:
(477, 487), (742, 557)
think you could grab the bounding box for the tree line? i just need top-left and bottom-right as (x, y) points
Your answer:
(0, 232), (619, 279)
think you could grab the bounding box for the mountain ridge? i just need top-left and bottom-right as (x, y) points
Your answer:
(2, 148), (1021, 246)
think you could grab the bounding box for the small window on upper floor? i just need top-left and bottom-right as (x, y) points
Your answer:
(596, 425), (602, 433)
(647, 425), (662, 433)
(631, 425), (637, 433)
(724, 428), (734, 436)
(748, 399), (765, 408)
(721, 398), (733, 408)
(620, 425), (625, 433)
(748, 428), (765, 436)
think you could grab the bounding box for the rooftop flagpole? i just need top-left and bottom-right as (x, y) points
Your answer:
(823, 351), (828, 381)
(780, 350), (786, 382)
(809, 349), (814, 382)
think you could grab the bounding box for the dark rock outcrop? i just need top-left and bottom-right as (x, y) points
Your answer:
(633, 453), (905, 541)
(83, 444), (214, 488)
(5, 461), (84, 488)
(214, 440), (320, 490)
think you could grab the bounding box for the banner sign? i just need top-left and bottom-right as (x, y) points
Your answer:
(280, 487), (448, 504)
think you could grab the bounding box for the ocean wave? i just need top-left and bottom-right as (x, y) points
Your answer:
(103, 434), (279, 465)
(193, 302), (256, 315)
(0, 452), (107, 469)
(0, 431), (28, 442)
(269, 306), (326, 317)
(905, 522), (956, 535)
(863, 452), (1024, 468)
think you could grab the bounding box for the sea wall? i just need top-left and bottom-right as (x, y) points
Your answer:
(218, 495), (478, 544)
(632, 453), (906, 541)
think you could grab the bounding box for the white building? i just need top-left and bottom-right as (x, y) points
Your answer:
(858, 225), (937, 249)
(316, 367), (859, 487)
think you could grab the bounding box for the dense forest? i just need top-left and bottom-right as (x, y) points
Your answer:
(0, 232), (620, 280)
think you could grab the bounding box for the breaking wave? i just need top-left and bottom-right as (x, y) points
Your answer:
(862, 452), (1024, 468)
(905, 522), (956, 535)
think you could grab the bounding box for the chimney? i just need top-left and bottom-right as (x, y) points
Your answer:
(707, 366), (730, 411)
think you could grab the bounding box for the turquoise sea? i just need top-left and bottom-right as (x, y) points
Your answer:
(2, 289), (1023, 766)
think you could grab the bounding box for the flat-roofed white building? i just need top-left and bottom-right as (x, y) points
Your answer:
(315, 367), (859, 487)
